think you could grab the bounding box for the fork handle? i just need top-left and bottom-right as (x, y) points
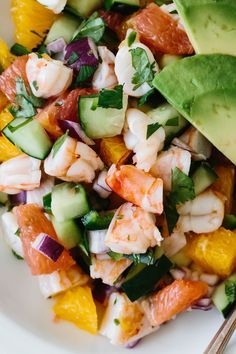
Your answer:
(204, 309), (236, 354)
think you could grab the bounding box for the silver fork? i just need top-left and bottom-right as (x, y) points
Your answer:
(204, 309), (236, 354)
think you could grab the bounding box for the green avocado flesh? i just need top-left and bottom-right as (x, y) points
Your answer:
(174, 0), (236, 56)
(153, 54), (236, 165)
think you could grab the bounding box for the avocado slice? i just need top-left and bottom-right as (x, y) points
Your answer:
(174, 0), (236, 56)
(153, 54), (236, 164)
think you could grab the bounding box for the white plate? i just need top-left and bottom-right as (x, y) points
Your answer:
(0, 2), (235, 353)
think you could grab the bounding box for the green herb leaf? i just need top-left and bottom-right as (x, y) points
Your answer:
(108, 251), (123, 261)
(68, 51), (79, 65)
(73, 12), (105, 43)
(146, 122), (162, 139)
(32, 80), (39, 91)
(165, 168), (195, 233)
(125, 248), (155, 265)
(15, 77), (45, 112)
(127, 31), (137, 47)
(170, 167), (195, 205)
(52, 131), (68, 157)
(164, 197), (179, 234)
(15, 228), (21, 237)
(165, 116), (179, 127)
(225, 280), (236, 304)
(137, 88), (155, 107)
(12, 250), (23, 260)
(10, 96), (36, 119)
(10, 43), (29, 56)
(97, 85), (123, 109)
(114, 318), (120, 325)
(130, 47), (156, 91)
(223, 214), (236, 230)
(43, 193), (52, 214)
(75, 65), (97, 85)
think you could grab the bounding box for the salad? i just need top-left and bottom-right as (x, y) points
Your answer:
(0, 0), (236, 348)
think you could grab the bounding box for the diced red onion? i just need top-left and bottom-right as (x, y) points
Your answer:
(58, 120), (95, 145)
(46, 37), (66, 54)
(199, 273), (219, 286)
(125, 339), (141, 349)
(92, 279), (117, 304)
(93, 170), (112, 199)
(192, 298), (212, 311)
(32, 233), (64, 262)
(65, 37), (99, 73)
(9, 191), (26, 206)
(88, 229), (109, 254)
(170, 268), (186, 280)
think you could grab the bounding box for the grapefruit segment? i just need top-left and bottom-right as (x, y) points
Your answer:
(131, 3), (194, 55)
(14, 204), (75, 275)
(142, 279), (208, 326)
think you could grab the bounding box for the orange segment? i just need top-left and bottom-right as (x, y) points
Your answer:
(14, 204), (75, 275)
(100, 136), (132, 167)
(0, 135), (22, 162)
(142, 280), (208, 326)
(11, 0), (57, 50)
(0, 38), (15, 70)
(186, 228), (236, 277)
(0, 55), (28, 102)
(212, 165), (235, 213)
(130, 3), (194, 55)
(53, 286), (98, 334)
(0, 107), (14, 130)
(0, 92), (9, 113)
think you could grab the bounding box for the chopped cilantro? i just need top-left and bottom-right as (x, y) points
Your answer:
(10, 43), (29, 56)
(114, 318), (120, 325)
(146, 122), (162, 139)
(130, 47), (156, 91)
(127, 31), (137, 47)
(97, 85), (123, 109)
(113, 297), (117, 305)
(72, 12), (105, 43)
(138, 88), (155, 107)
(67, 51), (79, 65)
(75, 65), (97, 85)
(108, 251), (123, 261)
(32, 80), (39, 91)
(125, 248), (155, 265)
(165, 116), (179, 127)
(15, 228), (21, 237)
(12, 250), (23, 260)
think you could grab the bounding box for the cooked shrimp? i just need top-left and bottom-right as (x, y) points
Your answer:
(151, 146), (191, 191)
(124, 108), (165, 172)
(106, 165), (163, 214)
(26, 53), (73, 98)
(115, 33), (159, 97)
(173, 126), (212, 161)
(90, 255), (132, 286)
(44, 137), (104, 183)
(177, 189), (225, 233)
(105, 203), (162, 254)
(92, 46), (118, 90)
(100, 292), (158, 346)
(0, 154), (41, 194)
(38, 264), (89, 298)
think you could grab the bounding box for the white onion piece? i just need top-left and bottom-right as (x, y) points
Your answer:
(27, 177), (54, 207)
(88, 229), (109, 254)
(93, 170), (112, 199)
(46, 37), (66, 54)
(199, 273), (220, 286)
(1, 211), (24, 258)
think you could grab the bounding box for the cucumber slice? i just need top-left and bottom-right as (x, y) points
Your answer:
(192, 163), (218, 195)
(79, 94), (128, 139)
(212, 273), (236, 318)
(121, 255), (173, 302)
(51, 216), (82, 249)
(3, 118), (52, 160)
(45, 13), (81, 45)
(223, 214), (236, 230)
(81, 210), (114, 230)
(146, 103), (188, 144)
(51, 183), (89, 222)
(66, 0), (102, 18)
(169, 248), (192, 267)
